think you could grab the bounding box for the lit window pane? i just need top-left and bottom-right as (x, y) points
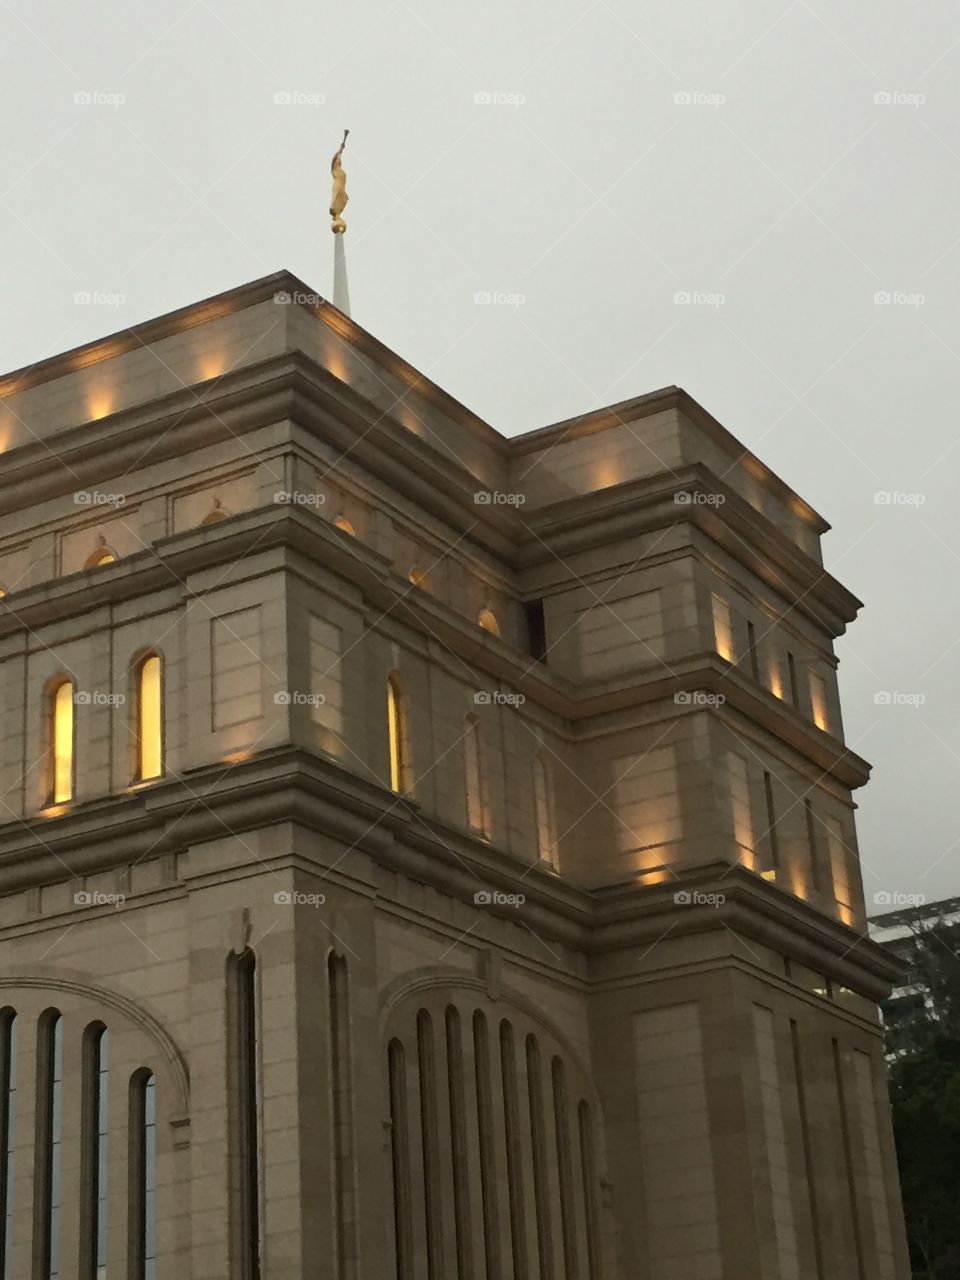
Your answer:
(53, 683), (74, 803)
(139, 657), (163, 780)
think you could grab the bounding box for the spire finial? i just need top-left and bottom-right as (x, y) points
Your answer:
(330, 129), (349, 235)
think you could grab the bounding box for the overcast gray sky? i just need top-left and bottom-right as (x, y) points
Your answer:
(2, 0), (957, 909)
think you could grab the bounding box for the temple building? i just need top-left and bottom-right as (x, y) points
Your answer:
(0, 272), (909, 1277)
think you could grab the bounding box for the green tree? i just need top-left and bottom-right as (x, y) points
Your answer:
(887, 918), (960, 1278)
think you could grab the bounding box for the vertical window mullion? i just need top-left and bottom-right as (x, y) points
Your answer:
(0, 1012), (16, 1279)
(35, 1012), (63, 1280)
(232, 952), (262, 1280)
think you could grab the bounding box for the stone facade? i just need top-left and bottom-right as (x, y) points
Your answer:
(0, 272), (909, 1277)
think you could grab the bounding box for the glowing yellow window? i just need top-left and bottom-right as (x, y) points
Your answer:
(533, 755), (557, 870)
(478, 608), (500, 637)
(334, 515), (356, 536)
(809, 671), (829, 732)
(464, 714), (486, 834)
(711, 593), (735, 663)
(138, 655), (163, 780)
(387, 677), (406, 793)
(51, 681), (74, 803)
(86, 547), (117, 568)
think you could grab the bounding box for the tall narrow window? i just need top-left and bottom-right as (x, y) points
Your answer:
(746, 621), (760, 680)
(826, 816), (852, 912)
(387, 676), (408, 794)
(809, 670), (829, 732)
(137, 656), (163, 781)
(129, 1071), (157, 1280)
(805, 799), (821, 892)
(523, 600), (547, 663)
(36, 1011), (63, 1280)
(230, 951), (261, 1280)
(711, 593), (735, 662)
(0, 1011), (16, 1277)
(762, 770), (780, 876)
(768, 654), (785, 699)
(50, 680), (74, 804)
(787, 652), (800, 709)
(82, 1026), (108, 1279)
(728, 752), (754, 863)
(464, 714), (486, 835)
(533, 756), (557, 870)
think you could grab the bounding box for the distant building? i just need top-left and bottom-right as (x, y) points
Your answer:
(0, 272), (911, 1277)
(869, 894), (960, 1054)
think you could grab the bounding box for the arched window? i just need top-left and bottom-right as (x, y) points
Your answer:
(136, 655), (164, 781)
(333, 514), (356, 537)
(387, 676), (409, 794)
(85, 545), (117, 569)
(129, 1070), (157, 1280)
(230, 950), (262, 1279)
(200, 500), (227, 526)
(0, 1010), (16, 1275)
(464, 713), (486, 835)
(36, 1010), (63, 1280)
(477, 607), (500, 637)
(49, 679), (75, 805)
(82, 1024), (108, 1279)
(533, 755), (558, 870)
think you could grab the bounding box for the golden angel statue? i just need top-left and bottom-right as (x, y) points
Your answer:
(330, 129), (350, 234)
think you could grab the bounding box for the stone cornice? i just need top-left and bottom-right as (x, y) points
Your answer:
(0, 748), (897, 999)
(0, 344), (855, 639)
(512, 384), (830, 534)
(0, 505), (869, 788)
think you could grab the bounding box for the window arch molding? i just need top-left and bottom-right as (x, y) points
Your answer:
(379, 970), (610, 1280)
(0, 976), (189, 1117)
